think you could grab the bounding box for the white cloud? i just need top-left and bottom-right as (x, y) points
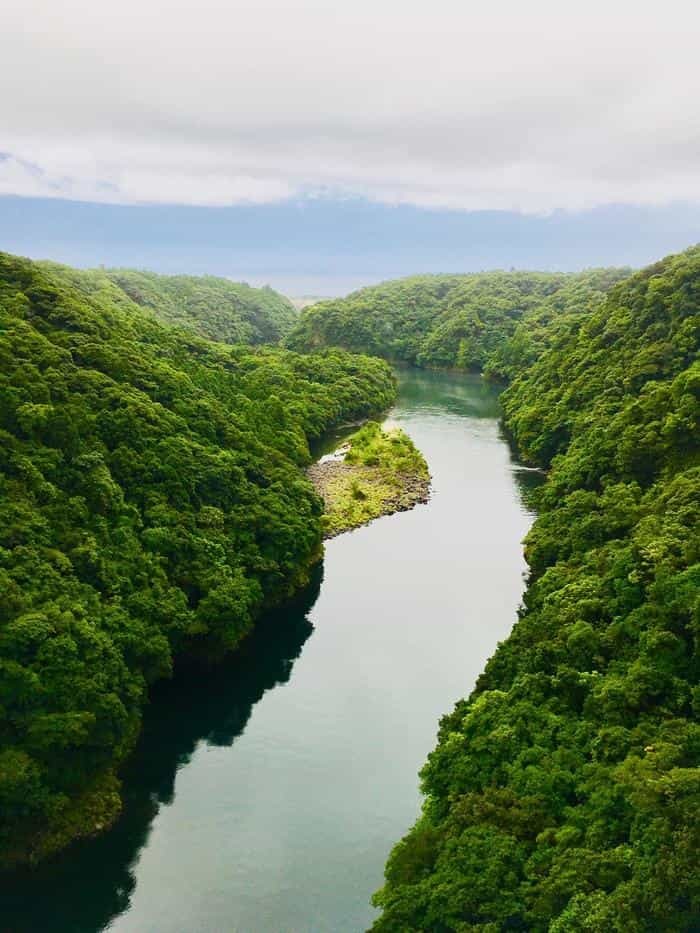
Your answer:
(1, 0), (699, 211)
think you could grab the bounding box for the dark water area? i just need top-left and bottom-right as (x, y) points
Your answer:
(2, 369), (542, 933)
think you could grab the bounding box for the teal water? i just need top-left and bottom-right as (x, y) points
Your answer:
(2, 369), (541, 932)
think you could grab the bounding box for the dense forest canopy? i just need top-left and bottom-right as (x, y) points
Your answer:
(286, 268), (631, 374)
(40, 263), (298, 347)
(0, 251), (395, 868)
(1, 239), (698, 932)
(373, 247), (700, 930)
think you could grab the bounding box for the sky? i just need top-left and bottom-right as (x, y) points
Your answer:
(1, 0), (699, 293)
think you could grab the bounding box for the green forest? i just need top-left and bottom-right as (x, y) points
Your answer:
(372, 247), (700, 930)
(1, 243), (698, 931)
(101, 268), (298, 345)
(0, 251), (395, 868)
(286, 268), (631, 374)
(39, 264), (299, 347)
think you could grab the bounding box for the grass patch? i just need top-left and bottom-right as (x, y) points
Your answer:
(308, 422), (430, 537)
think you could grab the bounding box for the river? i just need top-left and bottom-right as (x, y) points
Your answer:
(3, 369), (542, 933)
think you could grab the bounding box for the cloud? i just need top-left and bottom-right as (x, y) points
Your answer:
(1, 0), (699, 211)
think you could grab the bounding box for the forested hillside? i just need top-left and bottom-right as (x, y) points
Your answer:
(0, 251), (394, 868)
(373, 247), (700, 929)
(286, 269), (630, 372)
(41, 264), (298, 346)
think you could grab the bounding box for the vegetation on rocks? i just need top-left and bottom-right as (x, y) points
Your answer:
(308, 421), (430, 537)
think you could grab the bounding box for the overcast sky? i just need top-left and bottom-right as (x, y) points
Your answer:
(2, 0), (699, 212)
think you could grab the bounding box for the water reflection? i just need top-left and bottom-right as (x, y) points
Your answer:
(313, 371), (504, 459)
(395, 369), (546, 508)
(395, 368), (503, 420)
(0, 568), (322, 933)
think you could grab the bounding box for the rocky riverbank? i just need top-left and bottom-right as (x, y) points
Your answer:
(308, 422), (430, 538)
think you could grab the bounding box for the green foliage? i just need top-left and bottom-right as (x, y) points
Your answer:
(41, 262), (298, 346)
(286, 269), (630, 373)
(373, 247), (700, 930)
(344, 421), (429, 480)
(0, 250), (395, 866)
(484, 268), (632, 382)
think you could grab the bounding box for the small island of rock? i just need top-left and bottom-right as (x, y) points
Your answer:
(308, 421), (430, 538)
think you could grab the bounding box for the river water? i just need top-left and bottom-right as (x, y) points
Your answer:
(3, 369), (541, 933)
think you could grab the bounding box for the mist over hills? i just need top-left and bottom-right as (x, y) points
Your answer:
(3, 196), (700, 295)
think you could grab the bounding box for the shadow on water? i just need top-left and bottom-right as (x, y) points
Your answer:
(0, 566), (323, 933)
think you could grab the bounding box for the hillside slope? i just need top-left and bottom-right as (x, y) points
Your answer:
(286, 269), (630, 373)
(373, 247), (700, 930)
(0, 251), (394, 868)
(40, 264), (298, 346)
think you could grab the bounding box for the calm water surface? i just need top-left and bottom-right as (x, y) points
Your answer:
(3, 369), (541, 933)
